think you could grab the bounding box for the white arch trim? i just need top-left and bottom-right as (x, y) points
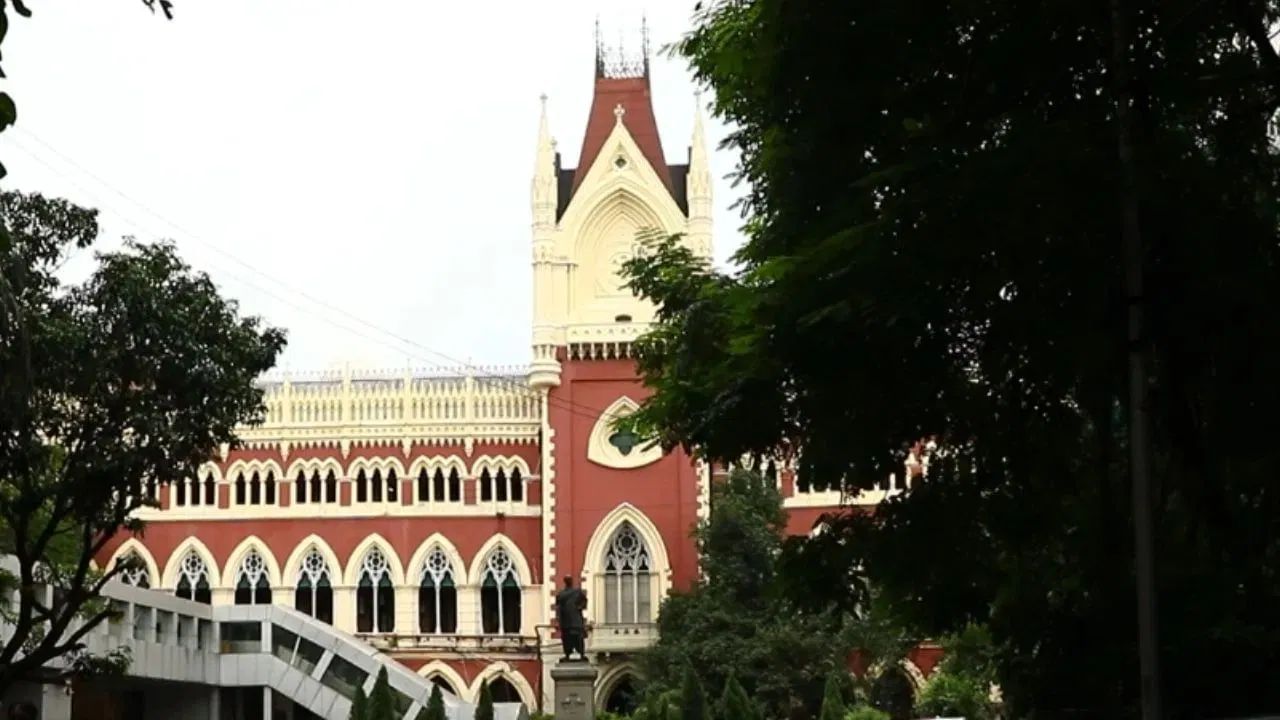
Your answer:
(284, 456), (344, 480)
(105, 538), (160, 588)
(596, 662), (641, 708)
(220, 535), (284, 588)
(405, 533), (467, 584)
(282, 534), (344, 586)
(581, 503), (673, 591)
(407, 455), (468, 478)
(224, 458), (285, 480)
(416, 661), (470, 702)
(160, 536), (219, 590)
(586, 397), (662, 470)
(466, 534), (534, 586)
(469, 455), (533, 478)
(342, 533), (406, 587)
(468, 661), (535, 708)
(865, 658), (927, 692)
(347, 455), (408, 478)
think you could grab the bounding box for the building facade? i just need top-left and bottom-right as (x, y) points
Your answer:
(97, 48), (918, 715)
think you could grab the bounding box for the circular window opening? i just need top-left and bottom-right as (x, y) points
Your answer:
(614, 156), (628, 170)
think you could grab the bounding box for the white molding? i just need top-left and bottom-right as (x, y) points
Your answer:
(106, 538), (161, 588)
(580, 503), (672, 625)
(160, 536), (219, 591)
(416, 660), (471, 701)
(220, 536), (284, 589)
(586, 397), (662, 470)
(342, 533), (406, 587)
(404, 534), (467, 584)
(468, 661), (536, 709)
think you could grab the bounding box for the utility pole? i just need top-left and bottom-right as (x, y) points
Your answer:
(1108, 0), (1161, 717)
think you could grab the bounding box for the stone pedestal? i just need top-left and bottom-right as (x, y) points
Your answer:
(551, 661), (598, 720)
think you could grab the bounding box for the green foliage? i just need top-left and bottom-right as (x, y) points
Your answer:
(474, 680), (495, 720)
(679, 666), (707, 720)
(818, 674), (846, 720)
(639, 471), (865, 720)
(916, 673), (994, 720)
(528, 714), (555, 720)
(350, 687), (368, 720)
(621, 0), (1280, 716)
(843, 708), (889, 720)
(716, 672), (759, 720)
(0, 191), (283, 693)
(367, 667), (395, 720)
(421, 683), (447, 720)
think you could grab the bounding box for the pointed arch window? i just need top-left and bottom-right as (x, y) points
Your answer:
(203, 474), (216, 505)
(295, 471), (308, 503)
(480, 469), (493, 502)
(234, 473), (247, 505)
(448, 468), (461, 502)
(250, 472), (262, 505)
(308, 471), (321, 503)
(264, 471), (276, 504)
(116, 551), (151, 588)
(356, 470), (369, 503)
(418, 547), (458, 634)
(356, 547), (395, 633)
(480, 547), (521, 634)
(494, 470), (508, 502)
(417, 468), (431, 502)
(603, 522), (652, 624)
(370, 470), (384, 503)
(188, 477), (200, 507)
(295, 547), (333, 624)
(175, 552), (211, 604)
(385, 469), (398, 503)
(175, 477), (187, 506)
(324, 470), (337, 503)
(234, 549), (272, 605)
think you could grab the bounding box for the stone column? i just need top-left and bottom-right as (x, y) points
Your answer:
(550, 661), (597, 720)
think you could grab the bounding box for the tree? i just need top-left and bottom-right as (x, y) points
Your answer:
(474, 680), (494, 720)
(350, 687), (368, 720)
(640, 470), (863, 720)
(367, 667), (396, 720)
(621, 0), (1280, 716)
(679, 665), (707, 720)
(419, 683), (447, 720)
(817, 673), (845, 720)
(0, 190), (284, 693)
(717, 672), (759, 720)
(0, 1), (173, 179)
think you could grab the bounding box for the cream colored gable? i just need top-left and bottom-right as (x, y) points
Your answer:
(554, 119), (691, 328)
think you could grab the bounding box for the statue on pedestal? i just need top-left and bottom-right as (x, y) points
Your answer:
(555, 575), (588, 661)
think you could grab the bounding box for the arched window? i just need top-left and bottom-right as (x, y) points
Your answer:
(495, 470), (508, 502)
(870, 667), (916, 720)
(250, 472), (262, 505)
(116, 552), (151, 588)
(448, 468), (461, 502)
(487, 677), (522, 705)
(234, 549), (272, 605)
(385, 469), (398, 503)
(310, 471), (322, 503)
(480, 469), (493, 502)
(480, 547), (520, 634)
(370, 470), (384, 503)
(324, 470), (337, 503)
(417, 468), (431, 502)
(295, 471), (308, 503)
(356, 548), (394, 633)
(356, 470), (369, 503)
(418, 547), (457, 634)
(203, 474), (216, 505)
(428, 468), (443, 502)
(175, 478), (187, 506)
(188, 477), (200, 507)
(510, 469), (523, 502)
(429, 676), (457, 698)
(295, 547), (333, 624)
(175, 552), (211, 604)
(603, 522), (652, 624)
(604, 674), (641, 716)
(264, 472), (276, 505)
(234, 473), (247, 505)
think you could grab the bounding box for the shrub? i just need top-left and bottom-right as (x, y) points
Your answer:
(844, 707), (890, 720)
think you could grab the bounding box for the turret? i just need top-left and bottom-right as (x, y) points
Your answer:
(530, 94), (563, 391)
(687, 92), (713, 258)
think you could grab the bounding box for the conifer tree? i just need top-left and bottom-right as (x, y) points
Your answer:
(818, 673), (846, 720)
(350, 686), (368, 720)
(368, 667), (395, 720)
(422, 683), (447, 720)
(717, 672), (759, 720)
(474, 680), (495, 720)
(681, 666), (707, 720)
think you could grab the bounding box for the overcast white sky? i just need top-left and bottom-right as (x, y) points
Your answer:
(0, 0), (745, 373)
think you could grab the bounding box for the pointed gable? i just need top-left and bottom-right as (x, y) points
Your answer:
(572, 75), (673, 194)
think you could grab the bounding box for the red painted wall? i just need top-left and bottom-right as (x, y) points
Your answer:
(547, 356), (702, 591)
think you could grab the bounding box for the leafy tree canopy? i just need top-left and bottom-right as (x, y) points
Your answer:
(0, 191), (283, 692)
(621, 0), (1280, 716)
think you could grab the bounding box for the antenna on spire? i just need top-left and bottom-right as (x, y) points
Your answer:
(595, 13), (649, 79)
(642, 13), (651, 76)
